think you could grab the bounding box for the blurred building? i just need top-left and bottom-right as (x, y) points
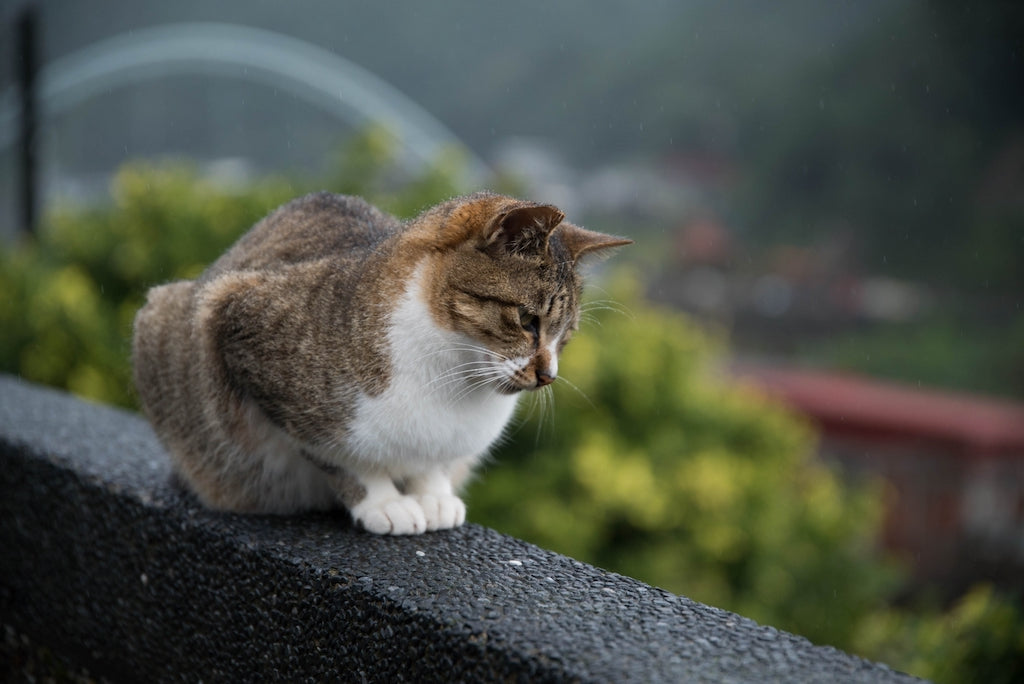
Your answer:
(736, 364), (1024, 595)
(650, 216), (934, 355)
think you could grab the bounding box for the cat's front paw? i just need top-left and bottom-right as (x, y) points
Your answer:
(412, 493), (466, 531)
(351, 495), (427, 535)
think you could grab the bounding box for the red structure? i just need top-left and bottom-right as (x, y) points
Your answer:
(736, 365), (1024, 591)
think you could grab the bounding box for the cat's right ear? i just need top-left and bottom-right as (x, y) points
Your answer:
(480, 205), (565, 257)
(557, 224), (634, 262)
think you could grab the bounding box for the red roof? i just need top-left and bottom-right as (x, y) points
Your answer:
(735, 366), (1024, 458)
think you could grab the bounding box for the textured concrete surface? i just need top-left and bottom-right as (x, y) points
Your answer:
(0, 376), (921, 683)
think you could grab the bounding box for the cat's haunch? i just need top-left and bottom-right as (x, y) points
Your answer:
(132, 192), (630, 535)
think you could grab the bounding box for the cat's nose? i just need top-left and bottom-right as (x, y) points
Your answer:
(536, 371), (555, 388)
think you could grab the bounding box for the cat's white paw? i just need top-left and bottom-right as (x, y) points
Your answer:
(352, 495), (427, 535)
(413, 493), (466, 531)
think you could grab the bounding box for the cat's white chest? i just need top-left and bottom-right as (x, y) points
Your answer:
(344, 270), (520, 474)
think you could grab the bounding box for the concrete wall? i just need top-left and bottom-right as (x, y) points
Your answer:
(0, 376), (920, 682)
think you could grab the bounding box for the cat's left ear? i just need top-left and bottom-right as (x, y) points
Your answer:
(482, 205), (565, 256)
(557, 223), (634, 262)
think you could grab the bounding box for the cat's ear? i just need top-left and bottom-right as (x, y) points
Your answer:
(557, 223), (634, 262)
(481, 205), (565, 256)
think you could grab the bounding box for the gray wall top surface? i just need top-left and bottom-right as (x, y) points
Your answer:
(0, 375), (921, 682)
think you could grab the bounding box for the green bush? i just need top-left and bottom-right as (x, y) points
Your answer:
(0, 127), (462, 408)
(0, 164), (298, 406)
(2, 153), (1022, 681)
(852, 584), (1024, 684)
(803, 315), (1024, 400)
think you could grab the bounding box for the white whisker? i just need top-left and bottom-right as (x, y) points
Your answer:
(412, 342), (510, 365)
(555, 375), (594, 410)
(581, 299), (634, 320)
(423, 365), (504, 400)
(532, 384), (556, 445)
(449, 371), (507, 404)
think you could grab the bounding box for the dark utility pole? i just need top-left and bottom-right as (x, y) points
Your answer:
(16, 5), (39, 236)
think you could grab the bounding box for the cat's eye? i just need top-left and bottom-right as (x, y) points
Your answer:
(518, 307), (540, 336)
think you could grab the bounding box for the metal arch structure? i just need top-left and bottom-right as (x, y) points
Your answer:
(0, 22), (489, 182)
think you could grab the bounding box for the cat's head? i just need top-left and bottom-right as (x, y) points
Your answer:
(416, 193), (631, 394)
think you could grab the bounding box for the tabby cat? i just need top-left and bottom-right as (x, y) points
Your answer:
(133, 191), (629, 534)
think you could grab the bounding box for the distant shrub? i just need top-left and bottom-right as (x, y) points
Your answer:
(0, 126), (462, 407)
(852, 584), (1024, 684)
(0, 163), (297, 406)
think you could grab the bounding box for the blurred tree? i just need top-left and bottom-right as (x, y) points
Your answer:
(0, 163), (297, 406)
(0, 128), (464, 407)
(325, 123), (467, 218)
(928, 1), (1024, 132)
(805, 315), (1024, 399)
(852, 584), (1024, 684)
(734, 2), (1024, 293)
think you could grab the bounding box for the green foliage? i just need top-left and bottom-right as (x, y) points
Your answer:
(731, 2), (1024, 293)
(803, 315), (1024, 400)
(466, 275), (899, 648)
(0, 129), (465, 407)
(0, 163), (298, 406)
(324, 124), (464, 219)
(852, 585), (1024, 684)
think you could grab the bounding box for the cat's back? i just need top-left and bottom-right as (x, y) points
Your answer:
(202, 192), (402, 279)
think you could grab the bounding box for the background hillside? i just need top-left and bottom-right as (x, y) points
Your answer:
(3, 0), (1020, 296)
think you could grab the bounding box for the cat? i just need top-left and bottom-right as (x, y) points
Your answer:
(132, 191), (630, 535)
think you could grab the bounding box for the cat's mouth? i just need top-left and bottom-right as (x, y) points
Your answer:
(475, 354), (554, 395)
(497, 368), (552, 394)
(496, 381), (525, 395)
